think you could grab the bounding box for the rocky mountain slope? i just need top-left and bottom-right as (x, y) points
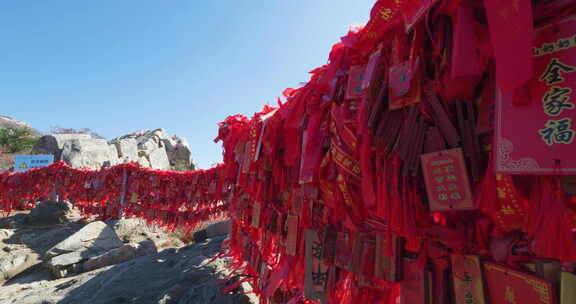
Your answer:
(0, 205), (254, 304)
(32, 129), (196, 171)
(0, 116), (41, 136)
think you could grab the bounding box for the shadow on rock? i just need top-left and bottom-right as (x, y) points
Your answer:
(1, 201), (85, 284)
(56, 236), (252, 304)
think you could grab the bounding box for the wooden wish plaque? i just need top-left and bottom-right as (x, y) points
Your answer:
(483, 262), (555, 304)
(451, 255), (487, 304)
(421, 148), (475, 211)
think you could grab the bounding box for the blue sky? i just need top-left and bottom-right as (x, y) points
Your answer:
(0, 1), (374, 168)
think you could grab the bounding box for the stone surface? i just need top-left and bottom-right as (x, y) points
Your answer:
(46, 221), (122, 259)
(0, 115), (41, 136)
(82, 240), (157, 272)
(0, 236), (257, 304)
(0, 214), (27, 229)
(27, 201), (78, 224)
(147, 146), (171, 170)
(194, 220), (231, 243)
(45, 221), (123, 277)
(31, 129), (195, 171)
(163, 136), (195, 171)
(110, 137), (139, 163)
(61, 137), (119, 169)
(0, 249), (41, 284)
(109, 218), (185, 249)
(31, 134), (92, 161)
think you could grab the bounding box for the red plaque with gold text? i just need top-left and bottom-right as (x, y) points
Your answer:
(496, 16), (576, 174)
(483, 262), (555, 304)
(421, 148), (475, 211)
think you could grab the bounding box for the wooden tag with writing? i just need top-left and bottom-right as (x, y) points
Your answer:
(421, 148), (475, 211)
(451, 255), (486, 304)
(285, 214), (299, 256)
(375, 233), (402, 282)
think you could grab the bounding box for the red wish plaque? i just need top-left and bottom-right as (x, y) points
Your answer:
(483, 262), (555, 304)
(400, 258), (429, 304)
(496, 16), (576, 174)
(421, 148), (475, 211)
(389, 57), (422, 110)
(346, 65), (366, 100)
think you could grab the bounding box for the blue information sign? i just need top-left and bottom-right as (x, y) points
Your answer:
(14, 155), (54, 172)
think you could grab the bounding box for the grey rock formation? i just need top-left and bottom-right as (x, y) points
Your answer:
(27, 201), (79, 224)
(32, 129), (194, 171)
(32, 134), (92, 161)
(0, 115), (41, 136)
(61, 137), (119, 169)
(81, 240), (157, 272)
(0, 249), (40, 284)
(45, 221), (123, 278)
(109, 218), (184, 248)
(193, 220), (231, 243)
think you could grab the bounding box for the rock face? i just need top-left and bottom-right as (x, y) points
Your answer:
(27, 201), (79, 225)
(32, 129), (195, 171)
(193, 220), (231, 243)
(0, 249), (40, 284)
(45, 221), (124, 278)
(0, 115), (41, 136)
(32, 134), (92, 161)
(81, 240), (157, 272)
(0, 236), (257, 304)
(112, 129), (195, 171)
(109, 218), (185, 249)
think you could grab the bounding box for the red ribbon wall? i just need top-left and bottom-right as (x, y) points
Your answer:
(214, 0), (576, 303)
(0, 162), (228, 233)
(2, 1), (576, 303)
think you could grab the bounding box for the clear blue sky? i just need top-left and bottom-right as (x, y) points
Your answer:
(0, 1), (374, 169)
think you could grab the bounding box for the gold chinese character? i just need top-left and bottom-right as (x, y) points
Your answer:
(450, 192), (462, 200)
(380, 8), (393, 20)
(539, 118), (575, 145)
(505, 286), (517, 304)
(542, 86), (574, 116)
(501, 205), (515, 215)
(434, 176), (445, 183)
(445, 165), (455, 173)
(448, 184), (458, 191)
(438, 193), (449, 201)
(446, 175), (457, 182)
(540, 58), (576, 85)
(433, 167), (443, 174)
(436, 185), (447, 192)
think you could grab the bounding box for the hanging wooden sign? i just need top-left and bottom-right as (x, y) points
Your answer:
(400, 258), (430, 304)
(496, 16), (576, 174)
(374, 233), (402, 282)
(421, 148), (475, 211)
(285, 214), (299, 256)
(304, 229), (329, 304)
(389, 57), (422, 110)
(561, 271), (576, 304)
(451, 255), (486, 304)
(483, 262), (555, 304)
(346, 65), (366, 100)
